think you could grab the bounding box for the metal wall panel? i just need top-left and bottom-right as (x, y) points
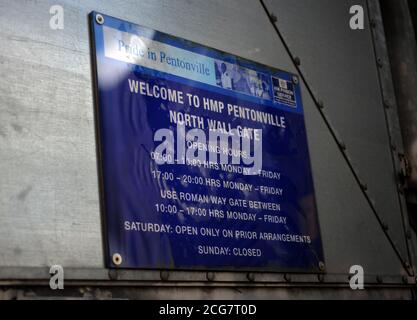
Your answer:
(0, 0), (414, 297)
(0, 0), (296, 268)
(263, 0), (411, 274)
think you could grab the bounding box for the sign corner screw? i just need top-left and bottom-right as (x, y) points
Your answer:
(112, 253), (122, 266)
(96, 14), (104, 25)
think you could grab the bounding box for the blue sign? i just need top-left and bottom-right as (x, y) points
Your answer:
(90, 12), (324, 272)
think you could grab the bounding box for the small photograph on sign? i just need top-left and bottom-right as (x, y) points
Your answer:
(214, 60), (271, 100)
(272, 76), (297, 107)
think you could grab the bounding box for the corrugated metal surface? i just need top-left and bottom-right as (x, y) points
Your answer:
(0, 0), (415, 298)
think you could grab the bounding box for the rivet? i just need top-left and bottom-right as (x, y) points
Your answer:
(206, 272), (215, 281)
(95, 14), (104, 25)
(294, 56), (301, 66)
(406, 230), (412, 239)
(160, 270), (169, 281)
(398, 186), (404, 195)
(284, 273), (292, 282)
(317, 100), (324, 109)
(318, 261), (325, 271)
(370, 19), (376, 28)
(108, 269), (118, 280)
(247, 272), (255, 282)
(112, 253), (122, 266)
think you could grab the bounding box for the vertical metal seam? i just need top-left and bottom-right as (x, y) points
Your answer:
(366, 0), (415, 274)
(258, 0), (411, 275)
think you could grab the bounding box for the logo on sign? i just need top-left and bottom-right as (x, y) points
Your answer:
(272, 77), (297, 108)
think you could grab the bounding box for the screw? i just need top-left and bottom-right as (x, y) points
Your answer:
(360, 182), (368, 191)
(294, 56), (301, 66)
(318, 261), (325, 271)
(382, 222), (389, 231)
(339, 141), (346, 151)
(206, 272), (215, 281)
(247, 273), (255, 282)
(292, 75), (299, 85)
(160, 270), (169, 281)
(96, 14), (104, 25)
(112, 253), (122, 266)
(270, 13), (277, 23)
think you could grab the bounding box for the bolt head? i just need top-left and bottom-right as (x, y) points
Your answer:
(96, 14), (104, 25)
(112, 253), (122, 266)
